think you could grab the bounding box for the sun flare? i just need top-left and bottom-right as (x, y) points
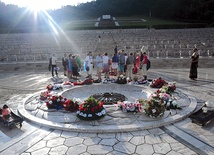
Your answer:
(26, 1), (47, 12)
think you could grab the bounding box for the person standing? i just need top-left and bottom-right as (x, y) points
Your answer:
(126, 52), (134, 80)
(85, 51), (93, 79)
(124, 53), (128, 74)
(96, 52), (103, 80)
(114, 46), (118, 54)
(112, 53), (119, 76)
(62, 53), (68, 76)
(49, 54), (58, 77)
(189, 48), (199, 80)
(118, 50), (125, 76)
(142, 52), (148, 80)
(70, 55), (79, 80)
(76, 54), (82, 76)
(103, 52), (110, 79)
(67, 54), (73, 79)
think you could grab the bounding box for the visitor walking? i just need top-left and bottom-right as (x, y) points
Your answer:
(189, 48), (199, 80)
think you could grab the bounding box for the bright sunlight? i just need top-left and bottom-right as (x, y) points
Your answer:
(1, 0), (92, 10)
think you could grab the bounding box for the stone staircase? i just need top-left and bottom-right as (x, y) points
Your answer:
(95, 31), (117, 55)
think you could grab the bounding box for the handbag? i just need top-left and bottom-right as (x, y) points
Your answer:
(147, 59), (151, 70)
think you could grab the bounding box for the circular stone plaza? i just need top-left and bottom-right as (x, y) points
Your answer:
(0, 28), (214, 155)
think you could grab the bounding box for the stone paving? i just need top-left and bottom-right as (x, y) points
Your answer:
(0, 68), (214, 155)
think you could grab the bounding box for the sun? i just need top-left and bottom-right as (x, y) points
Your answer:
(26, 1), (52, 12)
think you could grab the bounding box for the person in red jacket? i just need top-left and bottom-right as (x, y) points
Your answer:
(142, 52), (148, 80)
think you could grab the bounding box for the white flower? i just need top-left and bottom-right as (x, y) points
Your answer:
(96, 112), (102, 116)
(57, 99), (60, 102)
(79, 112), (84, 116)
(120, 74), (124, 78)
(172, 100), (177, 106)
(152, 94), (157, 97)
(83, 114), (87, 117)
(166, 102), (170, 107)
(101, 110), (106, 115)
(88, 114), (93, 117)
(152, 109), (156, 113)
(49, 101), (53, 104)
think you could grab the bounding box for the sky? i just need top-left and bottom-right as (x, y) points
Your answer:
(1, 0), (93, 10)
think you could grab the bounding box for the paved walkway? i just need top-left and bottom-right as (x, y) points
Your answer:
(0, 68), (214, 155)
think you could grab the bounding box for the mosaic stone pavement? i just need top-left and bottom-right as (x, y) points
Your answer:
(0, 68), (214, 155)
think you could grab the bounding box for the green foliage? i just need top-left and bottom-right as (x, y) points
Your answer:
(0, 0), (213, 31)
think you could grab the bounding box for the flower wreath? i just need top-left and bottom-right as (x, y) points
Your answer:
(46, 84), (63, 91)
(116, 75), (127, 84)
(157, 82), (176, 94)
(144, 93), (166, 117)
(63, 99), (79, 112)
(117, 101), (142, 112)
(140, 82), (180, 117)
(77, 97), (106, 120)
(150, 77), (167, 88)
(46, 95), (66, 110)
(40, 90), (51, 100)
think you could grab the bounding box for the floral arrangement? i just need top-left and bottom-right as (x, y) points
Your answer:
(117, 101), (142, 112)
(40, 90), (51, 100)
(133, 76), (138, 82)
(157, 82), (176, 94)
(116, 75), (127, 84)
(63, 81), (74, 86)
(144, 93), (166, 117)
(150, 77), (167, 88)
(46, 95), (66, 110)
(141, 82), (180, 117)
(73, 79), (93, 86)
(77, 97), (106, 120)
(46, 84), (63, 91)
(63, 99), (79, 112)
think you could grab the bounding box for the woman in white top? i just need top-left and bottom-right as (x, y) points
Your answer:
(102, 52), (110, 79)
(85, 51), (93, 79)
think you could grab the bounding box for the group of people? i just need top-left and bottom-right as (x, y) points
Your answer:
(85, 47), (149, 82)
(48, 47), (199, 82)
(49, 53), (82, 80)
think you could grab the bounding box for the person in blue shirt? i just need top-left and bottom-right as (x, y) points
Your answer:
(112, 52), (119, 76)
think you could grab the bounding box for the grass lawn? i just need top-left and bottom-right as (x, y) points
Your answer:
(117, 16), (189, 27)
